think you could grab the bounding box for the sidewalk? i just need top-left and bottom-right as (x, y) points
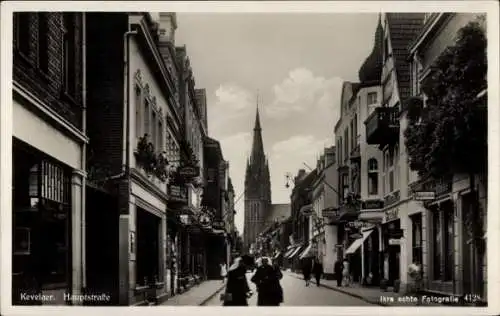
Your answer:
(160, 280), (226, 306)
(285, 271), (443, 307)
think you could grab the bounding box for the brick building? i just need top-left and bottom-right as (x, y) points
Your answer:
(12, 12), (86, 305)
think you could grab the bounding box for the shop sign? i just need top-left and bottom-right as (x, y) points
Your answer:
(413, 191), (436, 201)
(388, 229), (404, 239)
(322, 207), (339, 218)
(384, 207), (399, 222)
(361, 199), (384, 210)
(197, 213), (211, 228)
(350, 233), (363, 239)
(347, 221), (370, 229)
(178, 165), (200, 178)
(169, 185), (188, 201)
(212, 220), (225, 230)
(388, 239), (401, 245)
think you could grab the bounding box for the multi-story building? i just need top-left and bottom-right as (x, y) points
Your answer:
(12, 12), (86, 305)
(203, 137), (230, 278)
(406, 13), (487, 299)
(86, 12), (186, 305)
(362, 13), (425, 292)
(286, 169), (317, 272)
(311, 146), (339, 279)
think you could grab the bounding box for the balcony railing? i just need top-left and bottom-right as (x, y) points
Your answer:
(409, 176), (452, 198)
(364, 106), (400, 147)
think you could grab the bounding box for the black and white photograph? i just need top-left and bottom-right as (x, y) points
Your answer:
(0, 1), (498, 315)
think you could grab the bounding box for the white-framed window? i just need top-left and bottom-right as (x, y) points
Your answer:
(384, 147), (397, 194)
(144, 99), (151, 138)
(368, 158), (378, 195)
(367, 92), (378, 105)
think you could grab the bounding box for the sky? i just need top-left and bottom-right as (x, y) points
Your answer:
(172, 13), (379, 235)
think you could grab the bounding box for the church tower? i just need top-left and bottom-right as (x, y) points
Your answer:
(243, 105), (271, 253)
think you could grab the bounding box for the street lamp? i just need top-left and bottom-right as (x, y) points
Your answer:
(285, 172), (293, 189)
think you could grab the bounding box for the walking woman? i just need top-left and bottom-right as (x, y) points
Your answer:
(222, 257), (253, 306)
(312, 258), (323, 287)
(302, 258), (312, 287)
(342, 257), (351, 287)
(334, 259), (344, 287)
(251, 257), (283, 306)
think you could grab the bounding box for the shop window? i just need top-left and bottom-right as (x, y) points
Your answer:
(37, 12), (49, 73)
(368, 158), (378, 195)
(411, 214), (423, 264)
(432, 209), (441, 280)
(144, 99), (150, 138)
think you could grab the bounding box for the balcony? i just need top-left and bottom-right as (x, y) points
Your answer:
(364, 107), (400, 148)
(349, 135), (361, 162)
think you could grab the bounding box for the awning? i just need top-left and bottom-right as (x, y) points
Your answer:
(287, 246), (303, 259)
(283, 247), (296, 258)
(345, 229), (374, 255)
(299, 243), (316, 259)
(273, 251), (282, 260)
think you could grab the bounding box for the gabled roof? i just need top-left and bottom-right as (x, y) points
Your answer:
(386, 13), (425, 102)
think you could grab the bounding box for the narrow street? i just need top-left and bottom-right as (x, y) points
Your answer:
(202, 272), (373, 306)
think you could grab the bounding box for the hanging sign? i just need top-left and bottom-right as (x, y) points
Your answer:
(212, 220), (225, 230)
(361, 199), (384, 210)
(413, 191), (436, 201)
(178, 166), (200, 178)
(384, 208), (399, 222)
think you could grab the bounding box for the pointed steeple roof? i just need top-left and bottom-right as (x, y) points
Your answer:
(250, 104), (265, 165)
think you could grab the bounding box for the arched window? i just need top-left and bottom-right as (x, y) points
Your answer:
(368, 158), (378, 195)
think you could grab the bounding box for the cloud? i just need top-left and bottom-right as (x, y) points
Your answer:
(268, 135), (333, 205)
(265, 68), (344, 119)
(214, 83), (253, 114)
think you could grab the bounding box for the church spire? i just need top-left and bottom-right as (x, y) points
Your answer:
(250, 97), (265, 164)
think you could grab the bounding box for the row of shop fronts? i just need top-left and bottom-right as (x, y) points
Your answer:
(10, 12), (235, 307)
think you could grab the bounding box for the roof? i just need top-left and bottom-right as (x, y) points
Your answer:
(386, 13), (425, 102)
(265, 203), (291, 224)
(358, 15), (383, 83)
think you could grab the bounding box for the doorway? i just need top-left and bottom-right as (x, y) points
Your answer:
(136, 208), (161, 286)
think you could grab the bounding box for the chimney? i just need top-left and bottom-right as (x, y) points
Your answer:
(158, 12), (177, 45)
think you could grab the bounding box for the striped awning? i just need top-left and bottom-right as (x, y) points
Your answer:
(283, 247), (296, 258)
(287, 246), (303, 259)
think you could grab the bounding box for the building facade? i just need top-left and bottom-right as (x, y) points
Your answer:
(406, 13), (487, 299)
(311, 147), (339, 278)
(243, 108), (272, 252)
(12, 12), (86, 305)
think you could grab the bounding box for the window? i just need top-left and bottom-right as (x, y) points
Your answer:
(444, 203), (454, 281)
(152, 111), (157, 147)
(342, 174), (349, 202)
(135, 86), (142, 137)
(432, 209), (441, 280)
(367, 92), (377, 105)
(144, 99), (150, 138)
(385, 148), (396, 194)
(368, 158), (378, 195)
(158, 121), (163, 152)
(37, 13), (49, 73)
(15, 13), (31, 56)
(62, 13), (76, 97)
(411, 214), (423, 264)
(344, 128), (349, 162)
(353, 114), (358, 148)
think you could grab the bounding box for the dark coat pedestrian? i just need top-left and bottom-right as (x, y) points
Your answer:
(312, 259), (323, 287)
(334, 260), (344, 287)
(302, 258), (312, 286)
(222, 258), (252, 306)
(251, 258), (283, 306)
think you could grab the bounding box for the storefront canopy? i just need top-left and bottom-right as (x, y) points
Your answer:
(345, 229), (374, 255)
(287, 246), (303, 259)
(283, 247), (296, 258)
(299, 243), (316, 259)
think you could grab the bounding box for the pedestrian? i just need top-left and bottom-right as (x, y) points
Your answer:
(302, 258), (312, 287)
(342, 257), (351, 287)
(251, 257), (283, 306)
(312, 258), (323, 287)
(221, 257), (253, 306)
(334, 259), (344, 287)
(220, 262), (227, 283)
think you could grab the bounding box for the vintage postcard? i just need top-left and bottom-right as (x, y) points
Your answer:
(0, 1), (498, 316)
